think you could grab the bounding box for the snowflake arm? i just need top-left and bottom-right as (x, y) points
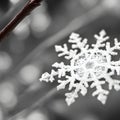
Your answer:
(65, 82), (88, 106)
(68, 33), (89, 51)
(106, 38), (120, 55)
(92, 30), (109, 49)
(55, 44), (77, 60)
(40, 69), (58, 82)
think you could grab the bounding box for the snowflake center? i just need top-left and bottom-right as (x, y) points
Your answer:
(85, 61), (94, 69)
(75, 67), (84, 78)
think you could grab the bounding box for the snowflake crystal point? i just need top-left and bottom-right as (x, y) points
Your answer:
(57, 80), (69, 90)
(70, 32), (80, 40)
(65, 92), (78, 106)
(40, 30), (120, 106)
(39, 72), (50, 82)
(97, 93), (107, 104)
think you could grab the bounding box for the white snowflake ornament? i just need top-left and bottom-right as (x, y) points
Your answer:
(40, 30), (120, 106)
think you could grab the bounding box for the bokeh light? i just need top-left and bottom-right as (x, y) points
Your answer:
(0, 107), (3, 120)
(30, 5), (51, 37)
(19, 64), (41, 84)
(13, 18), (30, 41)
(0, 82), (17, 109)
(26, 111), (48, 120)
(0, 52), (12, 73)
(9, 0), (20, 5)
(80, 114), (100, 120)
(80, 0), (98, 8)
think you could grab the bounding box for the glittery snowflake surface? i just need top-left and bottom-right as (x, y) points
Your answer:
(40, 30), (120, 106)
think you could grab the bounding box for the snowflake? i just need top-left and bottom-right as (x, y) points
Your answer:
(39, 30), (120, 106)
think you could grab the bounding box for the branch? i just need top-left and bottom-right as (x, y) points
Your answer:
(8, 88), (58, 120)
(0, 0), (28, 30)
(0, 0), (43, 41)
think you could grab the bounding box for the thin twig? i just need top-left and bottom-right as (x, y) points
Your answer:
(0, 0), (28, 30)
(0, 0), (43, 41)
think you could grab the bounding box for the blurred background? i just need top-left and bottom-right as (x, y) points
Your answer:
(0, 0), (120, 120)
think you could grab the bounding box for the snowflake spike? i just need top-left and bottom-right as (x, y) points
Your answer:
(114, 83), (120, 91)
(94, 30), (109, 43)
(39, 72), (51, 82)
(114, 38), (118, 44)
(106, 42), (110, 51)
(51, 69), (57, 75)
(65, 93), (75, 106)
(80, 87), (87, 96)
(69, 32), (80, 41)
(63, 44), (68, 50)
(97, 29), (107, 38)
(65, 97), (75, 106)
(40, 30), (120, 106)
(83, 38), (88, 44)
(114, 38), (120, 47)
(115, 69), (120, 75)
(57, 80), (68, 90)
(55, 44), (69, 57)
(90, 81), (105, 88)
(65, 91), (78, 106)
(97, 93), (107, 104)
(99, 29), (106, 36)
(52, 62), (60, 68)
(114, 38), (120, 49)
(55, 45), (62, 52)
(85, 44), (89, 50)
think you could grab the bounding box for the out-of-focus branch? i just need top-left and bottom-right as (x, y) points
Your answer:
(8, 87), (57, 120)
(0, 0), (43, 41)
